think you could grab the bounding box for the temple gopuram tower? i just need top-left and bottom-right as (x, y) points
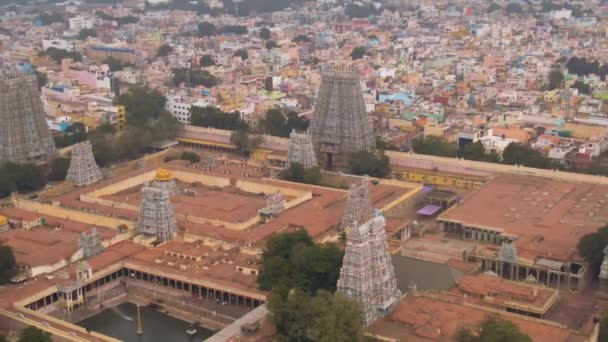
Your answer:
(287, 130), (318, 168)
(337, 212), (401, 325)
(341, 179), (374, 231)
(137, 185), (177, 242)
(66, 141), (103, 186)
(311, 67), (375, 169)
(0, 70), (56, 163)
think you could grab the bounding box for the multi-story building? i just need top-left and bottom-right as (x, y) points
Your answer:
(165, 94), (214, 124)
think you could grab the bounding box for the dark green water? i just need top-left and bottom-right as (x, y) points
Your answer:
(77, 302), (214, 342)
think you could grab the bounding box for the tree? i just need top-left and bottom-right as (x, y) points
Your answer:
(260, 109), (309, 137)
(34, 70), (47, 90)
(18, 326), (52, 342)
(259, 27), (271, 40)
(39, 47), (82, 63)
(222, 25), (248, 35)
(269, 288), (363, 342)
(258, 230), (343, 293)
(233, 49), (248, 60)
(547, 69), (564, 90)
(376, 137), (399, 151)
(115, 86), (166, 124)
(309, 291), (363, 342)
(461, 141), (500, 162)
(571, 80), (591, 94)
(78, 28), (97, 40)
(156, 44), (173, 57)
(502, 143), (553, 169)
(0, 163), (47, 198)
(350, 46), (366, 60)
(198, 21), (217, 36)
(0, 244), (16, 285)
(282, 163), (321, 185)
(456, 316), (532, 342)
(190, 106), (249, 130)
(260, 108), (287, 136)
(102, 56), (133, 72)
(578, 225), (608, 277)
(345, 3), (375, 18)
(412, 136), (458, 157)
(292, 34), (311, 43)
(180, 151), (201, 163)
(350, 150), (391, 178)
(172, 68), (218, 88)
(200, 54), (215, 67)
(37, 12), (65, 25)
(230, 130), (263, 157)
(487, 3), (501, 13)
(505, 2), (523, 14)
(47, 157), (70, 181)
(265, 40), (278, 49)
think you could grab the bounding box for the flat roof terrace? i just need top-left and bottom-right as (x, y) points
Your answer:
(42, 160), (419, 245)
(439, 174), (608, 262)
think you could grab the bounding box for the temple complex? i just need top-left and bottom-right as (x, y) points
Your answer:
(341, 179), (374, 231)
(66, 141), (103, 186)
(337, 213), (401, 325)
(0, 71), (56, 163)
(287, 130), (317, 168)
(79, 227), (104, 258)
(310, 68), (375, 170)
(137, 185), (177, 243)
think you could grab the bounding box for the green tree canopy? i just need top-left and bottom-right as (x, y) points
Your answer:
(292, 34), (311, 43)
(18, 326), (52, 342)
(505, 2), (523, 14)
(229, 130), (263, 157)
(350, 150), (391, 178)
(180, 151), (201, 163)
(412, 136), (458, 157)
(258, 230), (343, 294)
(547, 69), (564, 90)
(34, 70), (48, 90)
(190, 106), (249, 130)
(78, 28), (97, 40)
(456, 315), (532, 342)
(173, 68), (218, 88)
(102, 56), (133, 72)
(39, 47), (82, 63)
(462, 141), (501, 163)
(115, 86), (166, 124)
(47, 157), (70, 181)
(233, 49), (249, 60)
(577, 225), (608, 277)
(350, 46), (366, 60)
(222, 25), (247, 35)
(571, 80), (591, 94)
(259, 109), (310, 137)
(156, 44), (173, 57)
(259, 27), (271, 40)
(53, 122), (88, 148)
(265, 40), (278, 49)
(200, 54), (215, 67)
(345, 3), (376, 18)
(501, 143), (553, 169)
(282, 163), (322, 185)
(0, 244), (16, 285)
(0, 163), (47, 198)
(198, 21), (217, 36)
(269, 289), (363, 342)
(37, 12), (65, 25)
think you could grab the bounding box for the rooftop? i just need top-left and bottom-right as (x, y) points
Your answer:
(367, 294), (588, 342)
(439, 174), (608, 262)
